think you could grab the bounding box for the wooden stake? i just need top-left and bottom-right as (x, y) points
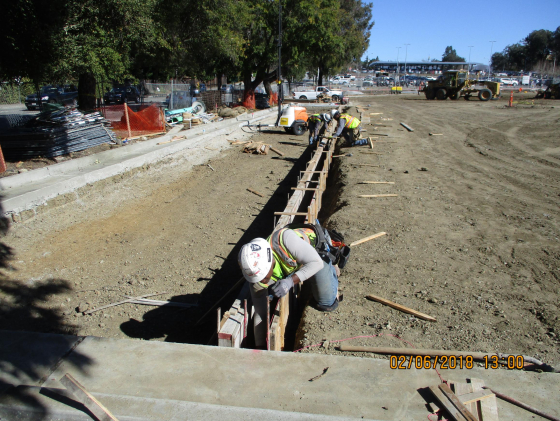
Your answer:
(370, 112), (383, 115)
(349, 232), (387, 247)
(358, 194), (398, 198)
(355, 164), (379, 168)
(429, 133), (443, 136)
(207, 164), (215, 171)
(366, 294), (437, 322)
(247, 188), (264, 197)
(124, 104), (132, 139)
(60, 374), (119, 421)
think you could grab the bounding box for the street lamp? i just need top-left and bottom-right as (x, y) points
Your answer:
(396, 47), (401, 82)
(404, 44), (410, 76)
(489, 41), (496, 76)
(468, 46), (474, 72)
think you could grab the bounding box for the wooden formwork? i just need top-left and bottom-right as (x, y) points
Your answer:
(218, 120), (337, 350)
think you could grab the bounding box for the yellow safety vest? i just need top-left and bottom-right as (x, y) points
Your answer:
(340, 114), (360, 129)
(308, 114), (322, 123)
(256, 228), (317, 289)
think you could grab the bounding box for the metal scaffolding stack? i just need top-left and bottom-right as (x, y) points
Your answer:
(0, 108), (117, 159)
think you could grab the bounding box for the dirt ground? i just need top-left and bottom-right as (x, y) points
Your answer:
(1, 92), (559, 369)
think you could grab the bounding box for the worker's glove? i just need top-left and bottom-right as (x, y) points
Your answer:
(271, 275), (294, 298)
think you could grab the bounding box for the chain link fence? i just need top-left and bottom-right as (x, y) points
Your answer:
(0, 82), (37, 105)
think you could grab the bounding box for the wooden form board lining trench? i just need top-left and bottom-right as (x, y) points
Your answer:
(217, 137), (335, 349)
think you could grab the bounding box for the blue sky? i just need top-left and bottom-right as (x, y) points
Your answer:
(363, 0), (560, 65)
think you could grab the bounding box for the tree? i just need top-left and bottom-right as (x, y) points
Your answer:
(523, 29), (553, 68)
(441, 46), (465, 62)
(0, 0), (67, 88)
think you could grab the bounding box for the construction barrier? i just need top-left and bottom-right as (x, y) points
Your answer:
(101, 104), (165, 139)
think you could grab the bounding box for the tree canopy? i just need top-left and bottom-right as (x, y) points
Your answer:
(2, 0), (375, 106)
(491, 27), (560, 73)
(441, 46), (465, 62)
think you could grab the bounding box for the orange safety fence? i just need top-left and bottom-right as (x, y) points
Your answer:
(101, 104), (165, 139)
(0, 146), (6, 173)
(269, 92), (278, 106)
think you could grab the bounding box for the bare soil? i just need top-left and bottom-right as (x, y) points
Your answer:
(1, 93), (559, 368)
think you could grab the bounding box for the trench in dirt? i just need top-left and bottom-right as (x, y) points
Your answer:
(277, 139), (347, 351)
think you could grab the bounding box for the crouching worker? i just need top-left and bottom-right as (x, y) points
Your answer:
(307, 113), (332, 145)
(332, 109), (372, 148)
(238, 227), (339, 348)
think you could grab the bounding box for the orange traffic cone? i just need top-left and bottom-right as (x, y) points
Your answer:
(509, 91), (514, 107)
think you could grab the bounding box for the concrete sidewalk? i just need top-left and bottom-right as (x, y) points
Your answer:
(1, 330), (559, 420)
(0, 108), (277, 218)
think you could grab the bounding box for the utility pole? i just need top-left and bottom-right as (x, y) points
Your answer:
(396, 47), (401, 83)
(404, 44), (410, 77)
(468, 46), (474, 72)
(276, 0), (283, 125)
(489, 41), (496, 76)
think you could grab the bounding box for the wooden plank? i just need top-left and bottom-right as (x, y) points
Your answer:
(60, 374), (119, 421)
(84, 292), (166, 314)
(430, 385), (467, 421)
(358, 181), (395, 184)
(355, 164), (379, 167)
(452, 382), (477, 420)
(274, 212), (307, 216)
(247, 188), (264, 197)
(358, 194), (398, 198)
(366, 294), (437, 322)
(469, 378), (499, 421)
(437, 383), (478, 421)
(457, 389), (495, 405)
(400, 122), (414, 132)
(349, 232), (387, 247)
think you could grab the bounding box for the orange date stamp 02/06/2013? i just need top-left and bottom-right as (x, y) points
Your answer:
(389, 354), (525, 370)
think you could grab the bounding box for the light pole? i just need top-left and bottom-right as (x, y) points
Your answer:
(489, 41), (496, 76)
(468, 46), (474, 72)
(396, 47), (401, 82)
(404, 44), (410, 76)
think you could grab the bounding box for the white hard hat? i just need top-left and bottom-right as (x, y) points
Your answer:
(238, 238), (273, 283)
(331, 109), (340, 118)
(323, 113), (331, 122)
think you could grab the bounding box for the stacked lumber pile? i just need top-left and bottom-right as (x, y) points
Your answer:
(0, 107), (117, 159)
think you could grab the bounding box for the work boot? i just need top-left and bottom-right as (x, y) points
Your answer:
(367, 137), (374, 149)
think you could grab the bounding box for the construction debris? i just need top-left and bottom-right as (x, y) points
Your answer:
(60, 373), (119, 421)
(400, 122), (414, 132)
(429, 133), (443, 136)
(430, 383), (478, 421)
(366, 294), (437, 321)
(309, 367), (329, 382)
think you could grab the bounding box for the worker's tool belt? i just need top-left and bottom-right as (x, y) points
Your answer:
(284, 221), (351, 269)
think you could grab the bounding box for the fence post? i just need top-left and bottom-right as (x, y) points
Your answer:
(124, 103), (132, 138)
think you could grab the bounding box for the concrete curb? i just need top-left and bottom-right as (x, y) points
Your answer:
(0, 108), (277, 217)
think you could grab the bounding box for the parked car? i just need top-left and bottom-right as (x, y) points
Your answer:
(104, 86), (141, 104)
(498, 78), (519, 86)
(292, 86), (343, 101)
(220, 84), (234, 93)
(362, 80), (374, 87)
(25, 85), (78, 110)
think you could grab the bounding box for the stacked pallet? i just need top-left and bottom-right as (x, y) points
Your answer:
(0, 108), (117, 159)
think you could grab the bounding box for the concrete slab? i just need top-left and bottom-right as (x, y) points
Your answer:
(1, 331), (559, 420)
(0, 109), (277, 216)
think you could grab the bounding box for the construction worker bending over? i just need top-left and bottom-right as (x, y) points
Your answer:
(238, 228), (339, 348)
(307, 113), (332, 145)
(332, 109), (372, 147)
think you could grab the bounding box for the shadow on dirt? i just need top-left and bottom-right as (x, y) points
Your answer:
(120, 144), (316, 346)
(0, 196), (94, 420)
